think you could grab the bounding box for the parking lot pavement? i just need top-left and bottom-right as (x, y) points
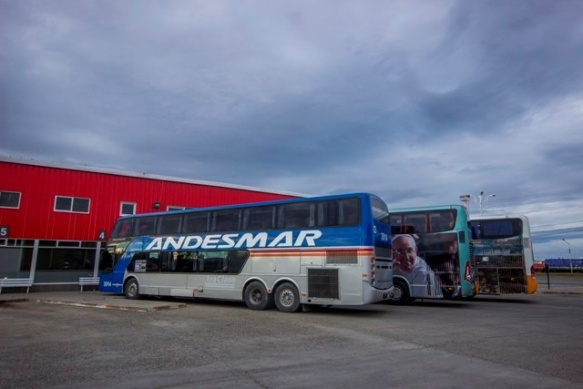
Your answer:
(0, 276), (581, 313)
(536, 274), (583, 295)
(538, 284), (583, 295)
(2, 286), (582, 389)
(0, 291), (187, 312)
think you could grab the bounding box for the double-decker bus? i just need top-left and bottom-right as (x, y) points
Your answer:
(469, 215), (538, 295)
(389, 205), (475, 304)
(99, 193), (394, 312)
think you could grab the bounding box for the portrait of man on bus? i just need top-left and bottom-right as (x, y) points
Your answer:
(392, 234), (443, 298)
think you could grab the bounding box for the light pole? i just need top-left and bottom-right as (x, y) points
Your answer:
(477, 191), (496, 216)
(459, 194), (472, 215)
(460, 192), (496, 217)
(562, 238), (574, 274)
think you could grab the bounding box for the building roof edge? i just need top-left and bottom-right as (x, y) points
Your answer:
(0, 155), (308, 198)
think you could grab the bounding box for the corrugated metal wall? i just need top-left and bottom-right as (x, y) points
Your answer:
(0, 161), (297, 241)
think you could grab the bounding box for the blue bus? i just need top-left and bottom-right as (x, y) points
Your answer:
(389, 205), (475, 304)
(100, 193), (394, 312)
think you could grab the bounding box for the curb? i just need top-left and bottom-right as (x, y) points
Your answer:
(0, 298), (29, 304)
(539, 290), (583, 296)
(31, 298), (187, 312)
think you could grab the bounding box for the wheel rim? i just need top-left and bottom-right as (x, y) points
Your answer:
(128, 282), (137, 297)
(279, 288), (295, 307)
(251, 288), (263, 304)
(392, 285), (403, 301)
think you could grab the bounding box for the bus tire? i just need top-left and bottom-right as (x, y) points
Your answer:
(274, 282), (301, 313)
(391, 280), (411, 305)
(244, 281), (273, 310)
(124, 278), (141, 300)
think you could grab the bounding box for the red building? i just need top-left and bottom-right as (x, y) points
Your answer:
(0, 156), (299, 292)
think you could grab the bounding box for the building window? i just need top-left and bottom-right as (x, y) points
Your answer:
(0, 191), (21, 209)
(120, 202), (136, 216)
(54, 196), (90, 213)
(168, 206), (186, 211)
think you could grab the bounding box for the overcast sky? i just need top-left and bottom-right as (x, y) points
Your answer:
(2, 0), (582, 259)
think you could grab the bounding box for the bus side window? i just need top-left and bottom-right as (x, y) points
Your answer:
(136, 216), (157, 235)
(158, 214), (182, 235)
(121, 223), (131, 237)
(405, 214), (427, 233)
(183, 212), (210, 233)
(112, 219), (134, 238)
(227, 250), (249, 274)
(431, 215), (447, 232)
(278, 202), (315, 229)
(244, 206), (275, 230)
(212, 209), (241, 232)
(338, 198), (359, 226)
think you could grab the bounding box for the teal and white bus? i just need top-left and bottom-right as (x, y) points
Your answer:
(100, 193), (394, 312)
(389, 205), (475, 304)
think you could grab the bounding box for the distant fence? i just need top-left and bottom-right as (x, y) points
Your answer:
(543, 258), (583, 272)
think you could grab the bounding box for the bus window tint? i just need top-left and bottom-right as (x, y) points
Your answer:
(405, 214), (426, 233)
(183, 212), (210, 233)
(173, 251), (199, 272)
(135, 216), (156, 235)
(316, 201), (333, 227)
(429, 210), (457, 232)
(129, 249), (249, 274)
(316, 198), (360, 227)
(212, 209), (241, 232)
(482, 219), (522, 238)
(128, 251), (162, 272)
(338, 198), (360, 225)
(278, 202), (315, 229)
(158, 214), (182, 235)
(244, 206), (275, 230)
(112, 219), (134, 238)
(371, 197), (389, 223)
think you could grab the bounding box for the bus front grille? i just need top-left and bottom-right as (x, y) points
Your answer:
(308, 268), (340, 299)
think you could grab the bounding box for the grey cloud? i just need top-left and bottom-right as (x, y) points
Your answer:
(2, 0), (583, 257)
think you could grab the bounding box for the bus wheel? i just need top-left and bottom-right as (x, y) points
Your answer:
(274, 282), (301, 313)
(244, 281), (273, 310)
(124, 278), (141, 300)
(391, 280), (411, 305)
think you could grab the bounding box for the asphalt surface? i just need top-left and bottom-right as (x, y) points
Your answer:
(1, 273), (580, 310)
(0, 291), (188, 312)
(1, 274), (581, 389)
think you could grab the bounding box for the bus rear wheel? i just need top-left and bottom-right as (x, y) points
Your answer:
(124, 278), (141, 300)
(274, 282), (301, 313)
(391, 280), (411, 305)
(244, 281), (273, 310)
